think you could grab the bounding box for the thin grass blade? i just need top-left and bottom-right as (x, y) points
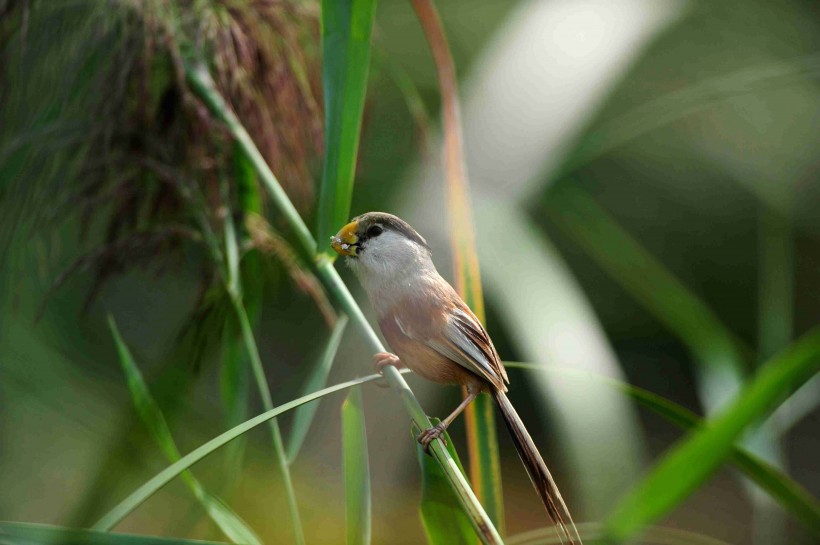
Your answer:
(342, 386), (372, 545)
(316, 0), (377, 252)
(222, 183), (306, 545)
(410, 0), (504, 529)
(414, 421), (476, 545)
(504, 362), (820, 535)
(220, 316), (251, 483)
(604, 329), (820, 541)
(93, 370), (403, 533)
(287, 315), (349, 463)
(107, 316), (261, 545)
(544, 183), (751, 381)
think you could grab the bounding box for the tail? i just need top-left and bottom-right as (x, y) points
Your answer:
(493, 390), (582, 545)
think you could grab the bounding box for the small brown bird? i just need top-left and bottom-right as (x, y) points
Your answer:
(331, 212), (582, 545)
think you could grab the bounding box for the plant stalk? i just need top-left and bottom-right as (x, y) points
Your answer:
(231, 295), (306, 545)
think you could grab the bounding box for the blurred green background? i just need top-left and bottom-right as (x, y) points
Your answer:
(1, 0), (818, 543)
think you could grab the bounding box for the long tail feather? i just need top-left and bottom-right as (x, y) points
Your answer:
(493, 390), (582, 545)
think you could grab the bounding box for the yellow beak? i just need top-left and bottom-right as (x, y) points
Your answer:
(330, 220), (359, 256)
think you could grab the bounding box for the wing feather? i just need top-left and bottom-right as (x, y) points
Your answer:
(406, 305), (507, 390)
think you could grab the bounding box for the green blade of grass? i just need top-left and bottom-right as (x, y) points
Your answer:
(504, 362), (820, 535)
(0, 522), (230, 545)
(287, 315), (349, 463)
(108, 316), (262, 545)
(478, 203), (645, 517)
(93, 368), (410, 532)
(410, 0), (505, 529)
(414, 421), (476, 545)
(222, 171), (306, 545)
(186, 61), (503, 545)
(603, 328), (820, 542)
(544, 183), (751, 381)
(316, 0), (377, 253)
(342, 386), (372, 545)
(221, 148), (264, 485)
(220, 315), (250, 483)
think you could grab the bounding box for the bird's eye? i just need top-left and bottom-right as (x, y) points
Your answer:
(366, 225), (383, 238)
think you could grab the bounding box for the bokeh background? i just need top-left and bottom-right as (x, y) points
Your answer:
(1, 0), (818, 544)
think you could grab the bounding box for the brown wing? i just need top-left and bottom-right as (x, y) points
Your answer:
(434, 302), (508, 390)
(390, 288), (508, 391)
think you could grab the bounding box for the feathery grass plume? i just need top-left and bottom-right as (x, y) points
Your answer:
(1, 0), (323, 323)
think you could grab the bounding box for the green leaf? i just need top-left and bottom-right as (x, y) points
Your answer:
(94, 368), (404, 533)
(414, 420), (476, 545)
(107, 316), (262, 545)
(222, 179), (305, 544)
(0, 522), (229, 545)
(287, 316), (349, 463)
(505, 362), (820, 536)
(316, 0), (377, 253)
(545, 183), (751, 380)
(342, 386), (372, 545)
(220, 315), (250, 483)
(477, 204), (644, 518)
(604, 329), (820, 541)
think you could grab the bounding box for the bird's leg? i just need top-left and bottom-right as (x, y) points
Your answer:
(372, 352), (403, 388)
(372, 351), (403, 373)
(418, 388), (479, 453)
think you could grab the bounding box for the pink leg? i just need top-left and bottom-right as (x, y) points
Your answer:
(417, 388), (479, 453)
(372, 352), (403, 373)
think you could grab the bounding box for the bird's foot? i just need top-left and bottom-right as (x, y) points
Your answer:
(372, 352), (402, 388)
(417, 422), (447, 454)
(373, 352), (402, 373)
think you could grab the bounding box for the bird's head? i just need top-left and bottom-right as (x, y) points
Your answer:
(330, 212), (432, 278)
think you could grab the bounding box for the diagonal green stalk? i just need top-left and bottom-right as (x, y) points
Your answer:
(109, 316), (262, 545)
(93, 371), (407, 532)
(410, 0), (504, 530)
(223, 200), (305, 545)
(604, 329), (820, 541)
(230, 296), (305, 545)
(185, 61), (503, 545)
(503, 363), (820, 535)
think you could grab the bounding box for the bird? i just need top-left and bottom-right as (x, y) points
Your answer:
(330, 211), (582, 545)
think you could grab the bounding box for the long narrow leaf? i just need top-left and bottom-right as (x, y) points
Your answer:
(604, 329), (820, 541)
(287, 316), (349, 463)
(94, 370), (409, 532)
(229, 296), (305, 545)
(108, 316), (262, 545)
(342, 386), (371, 545)
(316, 0), (377, 252)
(504, 362), (820, 535)
(414, 421), (475, 545)
(220, 315), (250, 482)
(221, 182), (306, 545)
(410, 0), (504, 529)
(544, 183), (751, 380)
(0, 522), (229, 545)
